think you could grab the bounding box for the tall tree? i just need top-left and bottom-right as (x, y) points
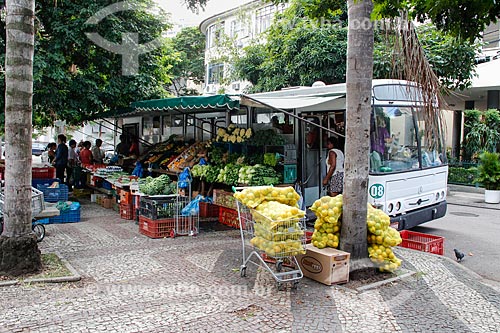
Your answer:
(341, 0), (373, 261)
(169, 26), (206, 96)
(1, 0), (177, 128)
(0, 0), (41, 275)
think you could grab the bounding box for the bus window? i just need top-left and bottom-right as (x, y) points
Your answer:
(416, 118), (444, 168)
(370, 106), (419, 173)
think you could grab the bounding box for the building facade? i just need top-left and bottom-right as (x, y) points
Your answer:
(199, 0), (287, 95)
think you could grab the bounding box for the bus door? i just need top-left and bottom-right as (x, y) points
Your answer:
(299, 115), (325, 206)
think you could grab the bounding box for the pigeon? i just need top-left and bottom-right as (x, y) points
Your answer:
(454, 249), (465, 262)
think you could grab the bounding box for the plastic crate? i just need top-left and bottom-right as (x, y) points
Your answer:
(218, 206), (240, 229)
(398, 230), (444, 255)
(139, 215), (176, 238)
(49, 207), (81, 223)
(119, 190), (132, 205)
(32, 178), (61, 188)
(32, 167), (56, 179)
(199, 202), (219, 217)
(140, 195), (183, 220)
(36, 218), (50, 225)
(120, 203), (134, 220)
(283, 164), (297, 184)
(37, 184), (69, 202)
(213, 189), (237, 210)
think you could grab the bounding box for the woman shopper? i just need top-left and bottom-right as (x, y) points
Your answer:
(322, 137), (345, 197)
(53, 134), (68, 185)
(67, 139), (78, 191)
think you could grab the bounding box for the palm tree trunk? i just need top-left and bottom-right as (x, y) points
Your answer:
(0, 0), (41, 276)
(339, 0), (373, 263)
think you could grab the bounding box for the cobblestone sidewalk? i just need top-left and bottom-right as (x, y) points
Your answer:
(1, 201), (499, 333)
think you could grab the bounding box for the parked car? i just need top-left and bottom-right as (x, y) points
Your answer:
(32, 143), (47, 156)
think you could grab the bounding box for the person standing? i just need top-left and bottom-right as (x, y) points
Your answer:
(53, 134), (68, 184)
(322, 137), (345, 197)
(79, 141), (93, 167)
(115, 134), (130, 156)
(91, 139), (105, 165)
(129, 135), (140, 157)
(67, 139), (78, 191)
(46, 142), (57, 164)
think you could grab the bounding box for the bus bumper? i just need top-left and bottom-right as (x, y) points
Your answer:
(390, 201), (447, 231)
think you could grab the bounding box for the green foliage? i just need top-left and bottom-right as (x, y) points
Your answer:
(1, 0), (178, 128)
(448, 166), (478, 185)
(477, 152), (500, 190)
(374, 24), (479, 90)
(238, 1), (479, 92)
(169, 27), (206, 96)
(463, 109), (500, 160)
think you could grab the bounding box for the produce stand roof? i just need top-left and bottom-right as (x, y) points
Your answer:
(240, 94), (344, 110)
(123, 95), (240, 117)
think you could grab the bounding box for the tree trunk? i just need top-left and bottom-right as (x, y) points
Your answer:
(0, 0), (41, 276)
(339, 0), (373, 262)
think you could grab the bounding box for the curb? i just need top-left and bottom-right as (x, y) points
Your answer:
(0, 252), (81, 287)
(356, 269), (416, 292)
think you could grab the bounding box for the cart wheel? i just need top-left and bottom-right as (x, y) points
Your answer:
(292, 281), (300, 290)
(276, 260), (283, 272)
(170, 229), (176, 238)
(240, 266), (247, 277)
(32, 223), (45, 242)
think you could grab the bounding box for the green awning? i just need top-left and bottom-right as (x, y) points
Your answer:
(129, 95), (239, 115)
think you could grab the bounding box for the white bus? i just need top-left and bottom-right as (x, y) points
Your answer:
(240, 79), (448, 230)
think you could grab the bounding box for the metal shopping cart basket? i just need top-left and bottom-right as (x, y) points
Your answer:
(236, 191), (305, 290)
(0, 187), (45, 217)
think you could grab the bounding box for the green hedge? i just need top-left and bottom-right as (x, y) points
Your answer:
(448, 166), (478, 185)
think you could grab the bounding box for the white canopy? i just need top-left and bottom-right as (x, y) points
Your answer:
(471, 58), (500, 89)
(240, 94), (344, 111)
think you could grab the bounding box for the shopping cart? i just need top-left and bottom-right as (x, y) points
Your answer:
(236, 193), (305, 290)
(0, 187), (46, 242)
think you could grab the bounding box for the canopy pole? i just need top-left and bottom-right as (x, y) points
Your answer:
(240, 94), (345, 138)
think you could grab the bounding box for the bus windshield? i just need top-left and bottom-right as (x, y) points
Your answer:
(369, 106), (443, 173)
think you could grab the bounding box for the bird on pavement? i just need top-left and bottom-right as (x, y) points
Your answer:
(454, 249), (465, 262)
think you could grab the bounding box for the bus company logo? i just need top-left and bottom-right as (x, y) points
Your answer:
(301, 257), (322, 274)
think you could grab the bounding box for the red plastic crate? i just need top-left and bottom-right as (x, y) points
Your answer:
(138, 216), (175, 238)
(398, 230), (444, 255)
(199, 202), (220, 217)
(32, 167), (56, 179)
(218, 206), (240, 229)
(120, 203), (134, 220)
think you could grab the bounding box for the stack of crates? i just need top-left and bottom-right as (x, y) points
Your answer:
(138, 194), (198, 239)
(118, 189), (134, 220)
(37, 183), (69, 203)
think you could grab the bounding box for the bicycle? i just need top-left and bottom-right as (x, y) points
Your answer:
(0, 216), (45, 242)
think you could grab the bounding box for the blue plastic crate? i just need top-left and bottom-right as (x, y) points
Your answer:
(37, 184), (69, 202)
(36, 218), (50, 225)
(102, 180), (113, 190)
(32, 178), (61, 188)
(49, 207), (81, 223)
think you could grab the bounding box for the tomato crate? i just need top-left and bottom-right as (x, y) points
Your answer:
(199, 202), (220, 217)
(398, 230), (444, 255)
(218, 206), (240, 229)
(139, 215), (176, 238)
(32, 167), (56, 179)
(213, 189), (237, 210)
(120, 203), (134, 220)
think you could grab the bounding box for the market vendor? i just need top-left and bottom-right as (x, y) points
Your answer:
(115, 134), (130, 156)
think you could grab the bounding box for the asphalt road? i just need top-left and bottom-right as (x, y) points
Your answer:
(412, 202), (500, 286)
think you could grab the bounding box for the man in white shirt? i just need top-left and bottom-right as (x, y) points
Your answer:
(91, 139), (105, 165)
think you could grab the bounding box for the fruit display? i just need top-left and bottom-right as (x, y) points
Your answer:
(167, 141), (207, 172)
(309, 196), (403, 273)
(366, 204), (403, 272)
(233, 186), (301, 208)
(215, 125), (253, 143)
(309, 195), (343, 249)
(236, 186), (306, 258)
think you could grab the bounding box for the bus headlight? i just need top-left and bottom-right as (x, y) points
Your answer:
(395, 202), (401, 211)
(387, 203), (394, 213)
(441, 191), (445, 199)
(436, 192), (440, 201)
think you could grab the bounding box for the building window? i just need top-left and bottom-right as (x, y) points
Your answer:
(208, 64), (224, 84)
(207, 22), (225, 48)
(230, 20), (248, 39)
(255, 4), (286, 34)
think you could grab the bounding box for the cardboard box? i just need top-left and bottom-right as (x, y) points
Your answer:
(296, 244), (350, 285)
(102, 197), (114, 209)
